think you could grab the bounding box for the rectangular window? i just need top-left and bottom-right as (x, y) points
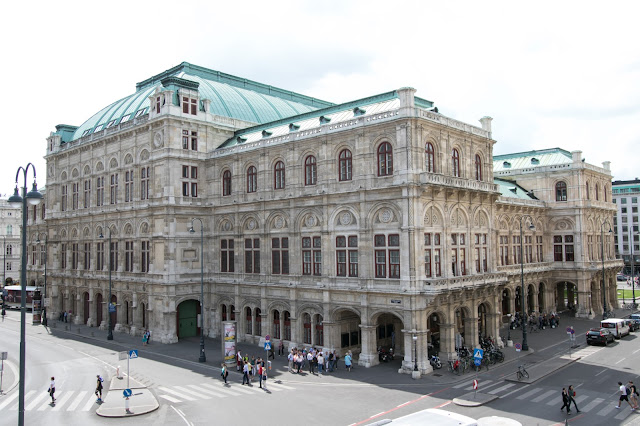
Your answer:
(221, 239), (235, 272)
(451, 233), (466, 276)
(110, 173), (118, 205)
(125, 241), (134, 272)
(271, 237), (289, 275)
(182, 130), (189, 149)
(83, 179), (91, 208)
(96, 177), (104, 207)
(141, 167), (150, 200)
(110, 241), (118, 271)
(524, 235), (533, 263)
(499, 235), (509, 266)
(40, 245), (46, 266)
(554, 236), (563, 261)
(97, 242), (104, 270)
(61, 243), (67, 269)
(565, 235), (574, 261)
(72, 183), (78, 210)
(244, 238), (260, 274)
(84, 243), (91, 270)
(125, 170), (133, 202)
(336, 236), (359, 277)
(61, 185), (67, 211)
(302, 236), (322, 276)
(424, 232), (442, 277)
(182, 165), (198, 197)
(536, 236), (543, 262)
(141, 240), (150, 273)
(474, 233), (488, 273)
(31, 245), (36, 266)
(375, 234), (400, 278)
(71, 243), (79, 269)
(182, 97), (197, 116)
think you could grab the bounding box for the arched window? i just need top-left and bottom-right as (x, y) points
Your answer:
(255, 307), (262, 336)
(222, 170), (232, 196)
(595, 183), (600, 201)
(604, 185), (608, 202)
(556, 181), (567, 201)
(377, 142), (393, 176)
(452, 148), (460, 177)
(425, 142), (435, 172)
(586, 181), (590, 200)
(474, 154), (482, 181)
(274, 161), (285, 189)
(246, 166), (257, 193)
(273, 310), (281, 339)
(304, 155), (317, 186)
(245, 307), (252, 334)
(338, 149), (352, 181)
(221, 304), (227, 321)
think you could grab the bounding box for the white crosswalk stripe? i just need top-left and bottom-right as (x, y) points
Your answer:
(516, 387), (543, 400)
(531, 390), (555, 403)
(153, 379), (298, 404)
(26, 392), (49, 410)
(81, 393), (97, 411)
(67, 391), (88, 411)
(581, 397), (604, 413)
(199, 383), (242, 396)
(598, 404), (618, 416)
(0, 393), (19, 410)
(186, 384), (228, 398)
(488, 383), (516, 395)
(51, 391), (75, 411)
(158, 386), (196, 401)
(159, 394), (181, 403)
(173, 386), (212, 400)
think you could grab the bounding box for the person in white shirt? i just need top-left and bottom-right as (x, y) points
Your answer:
(616, 381), (635, 410)
(49, 377), (56, 403)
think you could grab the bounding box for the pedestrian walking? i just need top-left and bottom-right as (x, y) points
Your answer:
(262, 363), (268, 390)
(242, 361), (251, 385)
(220, 364), (228, 384)
(317, 352), (325, 375)
(236, 350), (243, 372)
(95, 375), (104, 402)
(560, 388), (571, 414)
(345, 352), (352, 372)
(258, 363), (263, 388)
(287, 350), (294, 373)
(49, 377), (56, 403)
(278, 339), (284, 356)
(142, 332), (148, 346)
(568, 385), (580, 413)
(616, 381), (635, 410)
(628, 381), (639, 409)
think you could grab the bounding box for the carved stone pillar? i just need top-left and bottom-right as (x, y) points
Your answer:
(358, 325), (377, 367)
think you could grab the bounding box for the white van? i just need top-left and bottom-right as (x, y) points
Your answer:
(368, 408), (477, 426)
(601, 319), (630, 338)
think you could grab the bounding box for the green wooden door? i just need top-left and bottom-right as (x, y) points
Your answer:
(178, 300), (198, 338)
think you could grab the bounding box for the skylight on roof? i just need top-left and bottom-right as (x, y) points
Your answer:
(531, 158), (539, 164)
(120, 114), (131, 124)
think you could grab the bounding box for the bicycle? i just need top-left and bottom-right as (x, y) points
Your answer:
(516, 364), (529, 381)
(447, 359), (460, 375)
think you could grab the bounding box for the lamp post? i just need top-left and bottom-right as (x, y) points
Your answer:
(36, 235), (47, 326)
(631, 229), (636, 310)
(8, 163), (43, 426)
(2, 236), (5, 315)
(519, 214), (535, 351)
(506, 313), (512, 344)
(412, 334), (418, 372)
(99, 228), (114, 340)
(189, 218), (206, 363)
(601, 219), (612, 320)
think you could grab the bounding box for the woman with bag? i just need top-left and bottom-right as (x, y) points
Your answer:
(48, 377), (56, 403)
(568, 385), (580, 413)
(220, 364), (228, 384)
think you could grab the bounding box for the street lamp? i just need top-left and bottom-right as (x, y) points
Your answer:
(630, 228), (637, 310)
(506, 313), (512, 344)
(601, 219), (612, 320)
(2, 235), (5, 316)
(36, 234), (47, 326)
(189, 218), (206, 363)
(519, 214), (535, 351)
(98, 228), (114, 340)
(8, 163), (43, 426)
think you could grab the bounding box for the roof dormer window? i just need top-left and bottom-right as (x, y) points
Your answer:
(120, 114), (131, 124)
(106, 120), (116, 129)
(94, 125), (103, 133)
(531, 158), (539, 165)
(503, 161), (511, 168)
(82, 130), (90, 137)
(135, 108), (146, 118)
(183, 96), (197, 115)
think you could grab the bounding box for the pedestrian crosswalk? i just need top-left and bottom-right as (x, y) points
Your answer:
(156, 381), (296, 404)
(453, 380), (636, 420)
(0, 390), (101, 412)
(0, 379), (297, 412)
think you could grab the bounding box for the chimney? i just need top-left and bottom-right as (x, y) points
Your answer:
(479, 116), (493, 137)
(571, 150), (582, 163)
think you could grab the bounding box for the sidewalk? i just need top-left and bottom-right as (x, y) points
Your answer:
(42, 307), (637, 409)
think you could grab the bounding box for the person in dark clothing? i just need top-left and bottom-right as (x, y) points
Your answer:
(560, 387), (571, 414)
(95, 375), (104, 402)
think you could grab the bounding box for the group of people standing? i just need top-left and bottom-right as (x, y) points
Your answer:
(286, 347), (352, 374)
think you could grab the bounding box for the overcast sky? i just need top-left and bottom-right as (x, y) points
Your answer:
(1, 0), (638, 196)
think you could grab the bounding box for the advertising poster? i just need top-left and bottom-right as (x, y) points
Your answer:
(222, 321), (237, 365)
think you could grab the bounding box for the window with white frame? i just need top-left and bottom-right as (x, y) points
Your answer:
(125, 170), (134, 202)
(221, 239), (234, 272)
(182, 165), (198, 197)
(374, 234), (400, 278)
(474, 233), (488, 273)
(302, 236), (321, 276)
(336, 236), (358, 277)
(244, 238), (260, 273)
(424, 232), (442, 278)
(110, 173), (118, 204)
(451, 233), (466, 276)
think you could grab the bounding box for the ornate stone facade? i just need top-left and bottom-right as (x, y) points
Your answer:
(28, 63), (622, 374)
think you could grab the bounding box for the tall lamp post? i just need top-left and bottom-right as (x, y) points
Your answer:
(189, 218), (206, 362)
(36, 235), (47, 326)
(631, 229), (637, 310)
(2, 236), (5, 314)
(601, 220), (612, 320)
(8, 163), (43, 426)
(519, 214), (535, 351)
(99, 228), (114, 340)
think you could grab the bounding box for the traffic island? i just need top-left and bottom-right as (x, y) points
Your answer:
(453, 392), (499, 407)
(96, 376), (159, 417)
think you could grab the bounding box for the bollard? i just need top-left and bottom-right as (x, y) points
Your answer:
(125, 396), (132, 414)
(117, 366), (122, 379)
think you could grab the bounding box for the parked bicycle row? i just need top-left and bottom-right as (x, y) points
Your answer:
(509, 311), (561, 332)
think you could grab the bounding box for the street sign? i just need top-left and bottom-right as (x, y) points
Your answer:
(123, 389), (132, 397)
(0, 352), (6, 361)
(265, 334), (270, 341)
(473, 379), (478, 390)
(119, 351), (128, 360)
(473, 348), (484, 359)
(514, 342), (521, 352)
(108, 303), (116, 313)
(264, 342), (271, 351)
(474, 358), (482, 366)
(128, 350), (138, 359)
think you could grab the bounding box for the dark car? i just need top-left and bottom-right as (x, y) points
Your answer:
(624, 319), (640, 331)
(586, 328), (615, 346)
(617, 274), (628, 281)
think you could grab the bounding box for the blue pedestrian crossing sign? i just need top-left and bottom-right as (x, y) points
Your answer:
(264, 342), (272, 351)
(128, 350), (138, 359)
(473, 348), (484, 359)
(123, 389), (132, 397)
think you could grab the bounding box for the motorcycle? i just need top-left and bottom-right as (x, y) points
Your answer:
(430, 353), (442, 369)
(378, 347), (394, 362)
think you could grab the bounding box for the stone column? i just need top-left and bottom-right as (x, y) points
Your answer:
(440, 322), (456, 362)
(358, 325), (377, 367)
(466, 316), (479, 349)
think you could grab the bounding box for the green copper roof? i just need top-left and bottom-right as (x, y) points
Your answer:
(493, 148), (572, 172)
(68, 62), (334, 142)
(494, 178), (537, 200)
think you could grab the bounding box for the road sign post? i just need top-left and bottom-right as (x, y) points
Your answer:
(127, 350), (138, 389)
(473, 379), (478, 398)
(0, 351), (6, 394)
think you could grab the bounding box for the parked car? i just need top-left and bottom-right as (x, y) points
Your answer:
(586, 328), (615, 346)
(618, 274), (628, 281)
(601, 318), (631, 338)
(624, 319), (639, 331)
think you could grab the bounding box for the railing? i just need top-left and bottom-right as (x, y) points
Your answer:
(422, 272), (507, 294)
